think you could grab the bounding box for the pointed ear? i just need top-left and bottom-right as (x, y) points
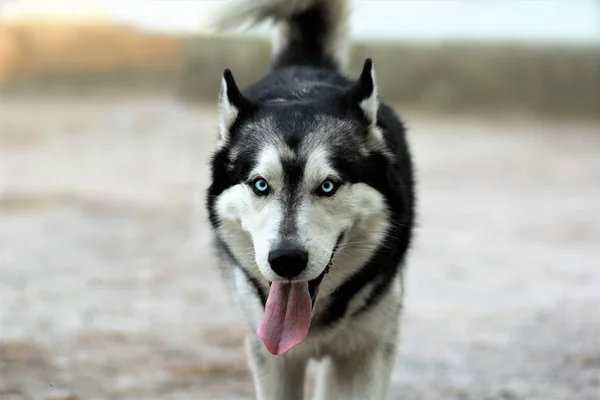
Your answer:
(344, 58), (387, 148)
(347, 58), (379, 126)
(218, 69), (255, 144)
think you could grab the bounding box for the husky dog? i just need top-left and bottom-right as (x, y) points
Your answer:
(206, 0), (415, 398)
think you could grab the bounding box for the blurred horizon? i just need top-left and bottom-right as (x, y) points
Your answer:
(1, 0), (599, 118)
(1, 0), (599, 44)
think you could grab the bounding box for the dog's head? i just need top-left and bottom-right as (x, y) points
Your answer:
(207, 59), (393, 299)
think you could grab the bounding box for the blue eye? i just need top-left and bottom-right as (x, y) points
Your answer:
(318, 179), (339, 196)
(252, 178), (270, 195)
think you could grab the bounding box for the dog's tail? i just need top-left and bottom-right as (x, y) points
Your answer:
(209, 0), (351, 72)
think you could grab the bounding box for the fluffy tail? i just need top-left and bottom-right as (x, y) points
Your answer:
(209, 0), (351, 72)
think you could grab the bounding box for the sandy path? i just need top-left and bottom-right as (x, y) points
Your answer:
(1, 96), (599, 399)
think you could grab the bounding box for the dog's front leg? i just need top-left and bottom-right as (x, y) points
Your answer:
(327, 340), (398, 400)
(245, 335), (308, 400)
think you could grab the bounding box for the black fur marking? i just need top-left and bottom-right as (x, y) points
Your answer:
(320, 104), (415, 327)
(206, 148), (233, 229)
(278, 158), (305, 239)
(272, 2), (339, 71)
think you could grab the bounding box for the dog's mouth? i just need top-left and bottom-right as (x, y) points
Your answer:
(267, 255), (331, 309)
(258, 233), (344, 356)
(266, 233), (344, 307)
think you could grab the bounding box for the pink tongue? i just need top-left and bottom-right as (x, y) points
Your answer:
(257, 281), (312, 355)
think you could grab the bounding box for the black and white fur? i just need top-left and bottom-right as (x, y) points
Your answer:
(206, 0), (415, 398)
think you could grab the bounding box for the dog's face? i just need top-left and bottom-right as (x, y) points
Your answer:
(215, 114), (387, 284)
(208, 60), (391, 296)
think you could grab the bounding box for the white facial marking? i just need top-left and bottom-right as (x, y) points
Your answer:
(216, 145), (286, 281)
(303, 147), (339, 185)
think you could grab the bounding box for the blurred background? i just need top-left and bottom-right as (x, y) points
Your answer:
(1, 1), (599, 399)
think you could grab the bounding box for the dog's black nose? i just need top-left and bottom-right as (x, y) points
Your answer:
(268, 244), (309, 279)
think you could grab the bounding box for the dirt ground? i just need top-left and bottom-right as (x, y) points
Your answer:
(1, 95), (599, 400)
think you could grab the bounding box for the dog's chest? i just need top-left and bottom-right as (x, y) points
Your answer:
(302, 305), (397, 360)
